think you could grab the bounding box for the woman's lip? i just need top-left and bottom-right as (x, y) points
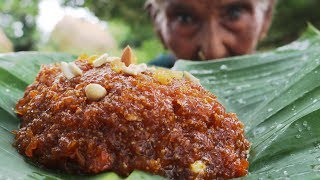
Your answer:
(189, 50), (237, 61)
(186, 52), (206, 61)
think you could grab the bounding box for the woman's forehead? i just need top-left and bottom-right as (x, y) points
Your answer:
(156, 0), (268, 9)
(165, 0), (254, 4)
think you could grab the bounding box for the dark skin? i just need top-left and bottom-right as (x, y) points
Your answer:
(149, 0), (275, 60)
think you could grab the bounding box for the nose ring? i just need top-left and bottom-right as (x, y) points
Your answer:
(198, 50), (206, 60)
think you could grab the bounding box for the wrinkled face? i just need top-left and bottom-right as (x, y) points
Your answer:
(153, 0), (274, 60)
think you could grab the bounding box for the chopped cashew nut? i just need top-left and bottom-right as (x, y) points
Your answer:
(122, 66), (137, 75)
(69, 62), (83, 76)
(147, 66), (156, 72)
(61, 62), (75, 79)
(122, 63), (148, 76)
(183, 71), (201, 85)
(93, 53), (109, 67)
(85, 83), (107, 101)
(93, 54), (121, 68)
(190, 160), (206, 173)
(121, 46), (137, 66)
(106, 56), (121, 62)
(134, 63), (147, 73)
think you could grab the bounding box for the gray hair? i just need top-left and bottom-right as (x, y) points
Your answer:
(145, 0), (167, 19)
(145, 0), (164, 9)
(145, 0), (275, 15)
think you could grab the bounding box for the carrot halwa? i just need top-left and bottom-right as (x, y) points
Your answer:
(15, 54), (250, 179)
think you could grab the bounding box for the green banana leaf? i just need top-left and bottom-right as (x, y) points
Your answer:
(0, 25), (320, 179)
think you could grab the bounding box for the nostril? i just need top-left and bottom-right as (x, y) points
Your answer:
(201, 44), (229, 60)
(200, 27), (229, 60)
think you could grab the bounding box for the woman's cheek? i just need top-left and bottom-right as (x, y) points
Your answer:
(170, 37), (198, 60)
(234, 16), (260, 53)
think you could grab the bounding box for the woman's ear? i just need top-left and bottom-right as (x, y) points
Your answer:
(259, 0), (276, 40)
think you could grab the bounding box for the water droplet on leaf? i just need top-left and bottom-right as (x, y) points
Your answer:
(312, 165), (320, 172)
(220, 64), (228, 70)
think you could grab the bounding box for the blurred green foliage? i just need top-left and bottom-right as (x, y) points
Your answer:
(106, 19), (166, 63)
(0, 0), (40, 51)
(63, 0), (155, 48)
(62, 0), (166, 62)
(259, 0), (320, 48)
(0, 0), (319, 61)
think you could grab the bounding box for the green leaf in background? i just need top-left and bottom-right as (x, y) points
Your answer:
(0, 25), (320, 179)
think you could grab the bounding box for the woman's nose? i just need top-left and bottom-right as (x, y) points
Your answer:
(200, 21), (228, 60)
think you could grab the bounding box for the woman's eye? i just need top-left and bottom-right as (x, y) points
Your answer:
(224, 5), (247, 21)
(176, 13), (194, 24)
(166, 8), (200, 36)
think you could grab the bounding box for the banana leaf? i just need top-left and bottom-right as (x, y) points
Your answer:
(0, 25), (320, 179)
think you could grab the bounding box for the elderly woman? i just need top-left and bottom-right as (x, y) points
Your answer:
(146, 0), (276, 68)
